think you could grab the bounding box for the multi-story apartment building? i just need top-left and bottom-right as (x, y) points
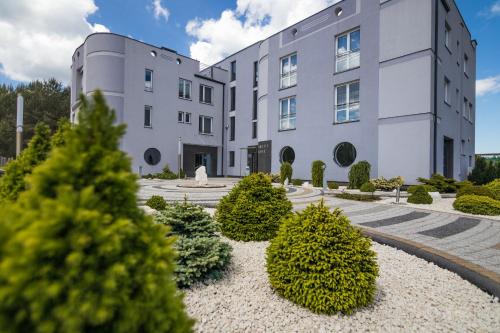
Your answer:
(71, 0), (476, 183)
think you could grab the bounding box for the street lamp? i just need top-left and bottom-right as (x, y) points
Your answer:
(16, 94), (24, 157)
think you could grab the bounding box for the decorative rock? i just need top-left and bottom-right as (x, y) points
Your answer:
(302, 182), (313, 189)
(195, 166), (208, 186)
(283, 178), (289, 187)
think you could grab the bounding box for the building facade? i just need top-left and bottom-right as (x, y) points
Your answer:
(71, 0), (476, 183)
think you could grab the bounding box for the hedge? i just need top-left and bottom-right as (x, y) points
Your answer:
(348, 161), (371, 189)
(485, 179), (500, 200)
(456, 185), (494, 199)
(453, 194), (500, 216)
(280, 162), (293, 184)
(311, 160), (325, 187)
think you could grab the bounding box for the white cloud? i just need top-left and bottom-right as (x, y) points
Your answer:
(0, 0), (108, 83)
(479, 1), (500, 18)
(186, 0), (341, 65)
(491, 2), (500, 16)
(152, 0), (169, 22)
(477, 76), (500, 97)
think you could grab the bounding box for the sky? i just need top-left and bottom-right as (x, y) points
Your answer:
(0, 0), (499, 153)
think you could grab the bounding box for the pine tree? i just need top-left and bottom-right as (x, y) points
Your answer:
(0, 91), (193, 333)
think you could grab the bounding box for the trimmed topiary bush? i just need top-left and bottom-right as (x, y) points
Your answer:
(155, 201), (232, 288)
(407, 184), (438, 194)
(311, 160), (325, 187)
(407, 186), (433, 204)
(266, 201), (379, 314)
(360, 182), (376, 193)
(348, 161), (371, 189)
(280, 162), (293, 184)
(0, 91), (193, 333)
(485, 179), (500, 200)
(216, 173), (293, 241)
(453, 194), (500, 216)
(456, 185), (494, 199)
(327, 181), (339, 190)
(370, 176), (404, 191)
(292, 179), (304, 186)
(146, 195), (167, 210)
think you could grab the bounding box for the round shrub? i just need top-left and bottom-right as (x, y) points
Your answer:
(453, 195), (500, 216)
(360, 182), (376, 193)
(485, 179), (500, 200)
(280, 162), (293, 184)
(311, 160), (325, 187)
(146, 195), (167, 210)
(407, 184), (438, 194)
(407, 186), (433, 204)
(370, 176), (404, 191)
(348, 161), (371, 189)
(456, 185), (494, 199)
(216, 173), (293, 241)
(327, 181), (339, 190)
(266, 201), (378, 314)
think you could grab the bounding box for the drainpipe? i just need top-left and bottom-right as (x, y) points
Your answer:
(433, 0), (439, 175)
(221, 82), (226, 177)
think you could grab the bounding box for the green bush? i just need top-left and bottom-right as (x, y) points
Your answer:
(266, 201), (378, 314)
(0, 91), (193, 333)
(335, 192), (380, 202)
(370, 176), (404, 191)
(453, 194), (500, 216)
(485, 179), (500, 200)
(311, 160), (325, 187)
(216, 173), (293, 241)
(327, 181), (339, 190)
(407, 184), (438, 194)
(469, 156), (500, 185)
(348, 161), (371, 189)
(146, 195), (167, 210)
(292, 179), (304, 186)
(456, 185), (494, 199)
(360, 182), (376, 193)
(407, 186), (433, 204)
(144, 165), (178, 180)
(280, 162), (293, 184)
(417, 174), (459, 193)
(155, 201), (232, 288)
(179, 168), (186, 179)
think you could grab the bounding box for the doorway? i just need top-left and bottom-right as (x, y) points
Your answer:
(443, 137), (454, 179)
(247, 146), (258, 174)
(195, 153), (212, 175)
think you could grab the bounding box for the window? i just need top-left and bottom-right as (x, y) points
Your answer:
(178, 111), (184, 123)
(464, 54), (469, 76)
(185, 112), (191, 124)
(144, 106), (152, 128)
(145, 69), (153, 91)
(230, 61), (236, 81)
(252, 90), (258, 120)
(445, 22), (451, 50)
(199, 84), (213, 104)
(469, 155), (472, 168)
(280, 53), (297, 89)
(280, 146), (295, 164)
(468, 103), (473, 122)
(444, 77), (450, 105)
(335, 81), (360, 123)
(230, 86), (236, 111)
(199, 115), (213, 134)
(144, 148), (161, 165)
(463, 98), (468, 118)
(252, 121), (257, 139)
(178, 78), (192, 99)
(333, 142), (356, 167)
(229, 116), (235, 141)
(336, 29), (360, 72)
(279, 96), (296, 130)
(253, 61), (259, 87)
(229, 151), (235, 167)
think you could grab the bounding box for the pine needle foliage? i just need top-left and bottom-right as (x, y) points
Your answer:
(280, 162), (293, 184)
(266, 201), (379, 314)
(0, 91), (193, 333)
(348, 161), (371, 189)
(407, 185), (433, 204)
(216, 173), (293, 241)
(311, 160), (325, 187)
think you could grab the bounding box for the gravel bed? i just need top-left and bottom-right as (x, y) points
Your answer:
(183, 238), (500, 333)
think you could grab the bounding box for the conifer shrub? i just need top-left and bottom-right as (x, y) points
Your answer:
(407, 185), (433, 204)
(146, 195), (167, 210)
(266, 201), (378, 314)
(456, 185), (494, 199)
(0, 92), (193, 333)
(292, 179), (304, 186)
(348, 161), (371, 189)
(485, 179), (500, 200)
(407, 184), (438, 194)
(453, 194), (500, 216)
(155, 201), (232, 288)
(280, 162), (293, 184)
(417, 174), (459, 193)
(360, 182), (376, 193)
(216, 173), (292, 241)
(327, 181), (339, 190)
(311, 160), (325, 187)
(468, 156), (500, 185)
(370, 176), (404, 191)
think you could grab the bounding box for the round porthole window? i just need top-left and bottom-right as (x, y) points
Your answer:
(335, 7), (343, 17)
(144, 148), (161, 165)
(280, 146), (295, 164)
(150, 50), (157, 57)
(333, 142), (356, 167)
(176, 58), (182, 64)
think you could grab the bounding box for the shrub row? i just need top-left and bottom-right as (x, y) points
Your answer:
(453, 194), (500, 216)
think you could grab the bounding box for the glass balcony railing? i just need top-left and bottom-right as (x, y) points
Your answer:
(336, 50), (360, 73)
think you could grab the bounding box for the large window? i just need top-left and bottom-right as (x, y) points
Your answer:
(199, 115), (213, 134)
(230, 61), (236, 81)
(230, 86), (236, 111)
(145, 69), (153, 91)
(229, 116), (235, 141)
(144, 105), (152, 128)
(179, 78), (192, 99)
(335, 81), (360, 123)
(333, 142), (356, 167)
(280, 53), (297, 89)
(336, 29), (360, 72)
(253, 61), (259, 87)
(279, 96), (296, 131)
(199, 84), (213, 104)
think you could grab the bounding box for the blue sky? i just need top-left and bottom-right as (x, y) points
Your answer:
(0, 0), (499, 153)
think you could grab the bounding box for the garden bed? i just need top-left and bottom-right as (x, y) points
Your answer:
(184, 238), (500, 332)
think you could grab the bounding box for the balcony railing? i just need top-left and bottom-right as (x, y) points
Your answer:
(336, 50), (360, 73)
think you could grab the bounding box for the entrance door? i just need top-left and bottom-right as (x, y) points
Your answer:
(247, 146), (258, 174)
(443, 137), (454, 179)
(194, 153), (212, 175)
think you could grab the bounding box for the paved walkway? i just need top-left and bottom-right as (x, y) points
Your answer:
(139, 178), (500, 294)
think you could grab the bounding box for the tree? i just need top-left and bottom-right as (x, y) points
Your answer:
(0, 91), (193, 333)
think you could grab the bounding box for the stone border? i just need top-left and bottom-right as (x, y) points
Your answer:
(360, 227), (500, 298)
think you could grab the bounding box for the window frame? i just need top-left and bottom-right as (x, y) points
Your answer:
(334, 80), (360, 124)
(463, 54), (469, 77)
(253, 61), (259, 87)
(185, 112), (191, 124)
(335, 28), (361, 73)
(199, 84), (213, 105)
(279, 96), (297, 131)
(230, 61), (236, 81)
(463, 97), (468, 119)
(199, 115), (213, 135)
(445, 22), (451, 50)
(230, 86), (236, 111)
(178, 78), (192, 100)
(229, 116), (235, 141)
(280, 53), (297, 89)
(444, 77), (451, 105)
(252, 121), (257, 139)
(229, 151), (235, 167)
(178, 111), (184, 123)
(145, 69), (153, 92)
(144, 105), (152, 128)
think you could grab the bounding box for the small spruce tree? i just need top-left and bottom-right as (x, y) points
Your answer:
(0, 92), (193, 333)
(311, 160), (325, 187)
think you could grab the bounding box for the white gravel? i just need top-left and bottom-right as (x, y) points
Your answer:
(183, 238), (500, 333)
